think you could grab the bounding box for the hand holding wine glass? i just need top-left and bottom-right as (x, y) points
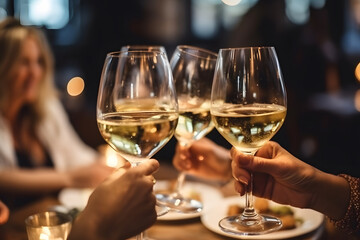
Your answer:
(156, 45), (217, 213)
(211, 47), (287, 235)
(96, 50), (178, 240)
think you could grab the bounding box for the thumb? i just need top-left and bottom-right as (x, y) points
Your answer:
(231, 147), (279, 175)
(133, 159), (160, 176)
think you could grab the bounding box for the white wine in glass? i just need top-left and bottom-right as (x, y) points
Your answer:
(211, 47), (287, 235)
(97, 50), (178, 240)
(156, 45), (217, 213)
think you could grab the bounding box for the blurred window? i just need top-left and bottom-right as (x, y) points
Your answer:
(14, 0), (69, 29)
(285, 0), (326, 25)
(342, 0), (360, 54)
(191, 0), (258, 39)
(191, 0), (328, 39)
(0, 0), (8, 20)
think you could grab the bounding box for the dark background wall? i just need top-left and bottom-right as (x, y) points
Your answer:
(2, 0), (360, 177)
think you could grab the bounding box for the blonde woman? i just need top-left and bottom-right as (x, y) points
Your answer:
(0, 17), (114, 211)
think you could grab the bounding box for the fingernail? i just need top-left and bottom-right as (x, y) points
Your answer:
(237, 176), (248, 185)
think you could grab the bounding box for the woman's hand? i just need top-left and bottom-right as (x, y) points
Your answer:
(68, 159), (159, 240)
(172, 138), (232, 182)
(231, 141), (350, 220)
(67, 161), (115, 188)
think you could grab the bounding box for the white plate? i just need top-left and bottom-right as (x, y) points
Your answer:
(58, 188), (94, 210)
(201, 196), (325, 239)
(155, 180), (223, 221)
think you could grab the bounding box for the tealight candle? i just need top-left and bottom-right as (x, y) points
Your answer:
(25, 211), (72, 240)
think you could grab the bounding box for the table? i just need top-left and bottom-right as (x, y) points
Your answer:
(1, 164), (358, 240)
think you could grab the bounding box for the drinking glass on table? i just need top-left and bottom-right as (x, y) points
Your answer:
(96, 50), (178, 240)
(25, 211), (72, 240)
(211, 47), (287, 235)
(156, 45), (217, 213)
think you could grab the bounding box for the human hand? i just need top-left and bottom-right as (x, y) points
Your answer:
(231, 141), (320, 209)
(68, 159), (159, 240)
(68, 161), (115, 188)
(172, 138), (232, 181)
(0, 200), (9, 225)
(232, 141), (351, 220)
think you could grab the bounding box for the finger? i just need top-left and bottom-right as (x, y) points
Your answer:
(231, 147), (280, 175)
(190, 137), (213, 151)
(232, 160), (250, 185)
(122, 161), (131, 169)
(234, 181), (246, 196)
(144, 175), (157, 185)
(133, 159), (160, 176)
(173, 152), (192, 170)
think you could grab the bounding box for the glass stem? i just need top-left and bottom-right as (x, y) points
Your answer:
(136, 232), (144, 240)
(175, 171), (186, 196)
(173, 141), (191, 198)
(242, 152), (258, 219)
(132, 161), (148, 239)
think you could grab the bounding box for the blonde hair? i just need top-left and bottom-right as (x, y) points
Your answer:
(0, 17), (57, 122)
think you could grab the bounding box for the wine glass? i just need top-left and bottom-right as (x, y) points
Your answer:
(156, 45), (217, 213)
(97, 50), (178, 240)
(211, 47), (287, 235)
(121, 45), (167, 55)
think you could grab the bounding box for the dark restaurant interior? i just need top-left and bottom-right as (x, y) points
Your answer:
(1, 0), (360, 239)
(22, 0), (360, 174)
(1, 0), (360, 173)
(2, 0), (360, 177)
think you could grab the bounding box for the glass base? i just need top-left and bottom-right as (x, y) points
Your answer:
(155, 203), (169, 217)
(219, 214), (282, 235)
(155, 193), (203, 213)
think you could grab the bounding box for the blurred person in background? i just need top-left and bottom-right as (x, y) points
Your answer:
(0, 17), (114, 212)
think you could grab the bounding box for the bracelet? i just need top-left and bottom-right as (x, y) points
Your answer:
(329, 174), (360, 234)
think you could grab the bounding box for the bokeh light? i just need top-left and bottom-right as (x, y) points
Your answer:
(67, 77), (85, 96)
(355, 62), (360, 82)
(354, 89), (360, 112)
(221, 0), (242, 6)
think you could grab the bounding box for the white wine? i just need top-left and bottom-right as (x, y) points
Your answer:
(97, 111), (178, 163)
(212, 104), (286, 153)
(175, 97), (213, 145)
(175, 108), (213, 145)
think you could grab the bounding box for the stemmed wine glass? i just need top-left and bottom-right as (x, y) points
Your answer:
(156, 45), (217, 213)
(96, 50), (178, 240)
(121, 45), (167, 57)
(210, 47), (287, 235)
